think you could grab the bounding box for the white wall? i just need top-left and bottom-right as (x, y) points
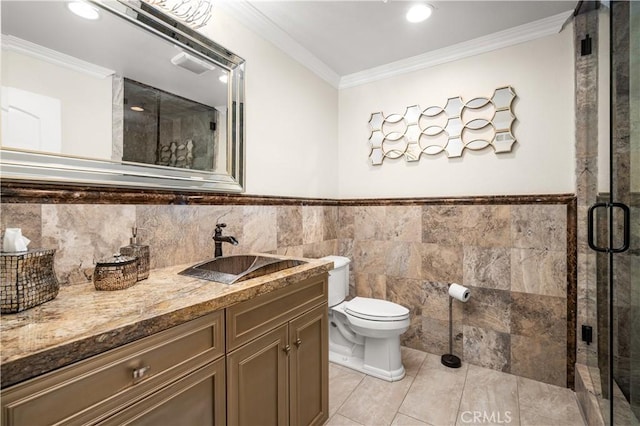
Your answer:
(2, 50), (112, 159)
(201, 8), (339, 198)
(338, 24), (576, 198)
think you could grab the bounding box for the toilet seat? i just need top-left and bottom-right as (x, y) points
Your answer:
(344, 297), (410, 321)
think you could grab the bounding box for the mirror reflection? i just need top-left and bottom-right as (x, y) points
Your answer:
(1, 0), (245, 192)
(121, 78), (226, 172)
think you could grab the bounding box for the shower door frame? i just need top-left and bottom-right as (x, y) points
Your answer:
(588, 1), (638, 424)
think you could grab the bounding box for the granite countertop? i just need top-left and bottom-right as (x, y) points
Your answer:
(0, 254), (332, 388)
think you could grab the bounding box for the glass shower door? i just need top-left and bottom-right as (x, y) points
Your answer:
(589, 1), (638, 424)
(605, 1), (638, 424)
(616, 2), (639, 423)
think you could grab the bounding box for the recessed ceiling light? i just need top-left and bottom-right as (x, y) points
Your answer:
(67, 1), (100, 20)
(406, 4), (432, 23)
(130, 106), (144, 112)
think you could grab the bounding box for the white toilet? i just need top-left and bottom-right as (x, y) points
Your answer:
(323, 255), (410, 382)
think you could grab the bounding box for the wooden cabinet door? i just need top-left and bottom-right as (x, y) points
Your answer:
(227, 324), (289, 426)
(289, 305), (329, 426)
(97, 357), (226, 426)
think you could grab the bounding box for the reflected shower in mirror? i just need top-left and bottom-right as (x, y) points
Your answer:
(120, 78), (226, 173)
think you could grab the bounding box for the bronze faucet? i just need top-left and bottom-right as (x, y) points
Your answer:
(213, 223), (238, 257)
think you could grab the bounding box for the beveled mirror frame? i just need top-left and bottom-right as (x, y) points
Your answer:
(0, 0), (245, 193)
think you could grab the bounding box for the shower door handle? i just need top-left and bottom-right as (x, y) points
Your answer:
(610, 202), (630, 253)
(588, 202), (630, 253)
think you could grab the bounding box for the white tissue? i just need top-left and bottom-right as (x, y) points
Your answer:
(448, 283), (470, 303)
(3, 228), (31, 252)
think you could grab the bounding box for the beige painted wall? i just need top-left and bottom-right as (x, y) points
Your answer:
(338, 24), (576, 198)
(201, 8), (340, 198)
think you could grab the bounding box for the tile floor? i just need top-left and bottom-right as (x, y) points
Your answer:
(326, 347), (586, 426)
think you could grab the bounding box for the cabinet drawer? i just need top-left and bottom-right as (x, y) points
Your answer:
(226, 274), (327, 351)
(97, 357), (226, 426)
(2, 311), (224, 426)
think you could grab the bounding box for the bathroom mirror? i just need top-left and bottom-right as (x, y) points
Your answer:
(0, 0), (245, 192)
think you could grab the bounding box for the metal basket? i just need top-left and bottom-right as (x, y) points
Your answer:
(93, 254), (138, 291)
(119, 245), (150, 281)
(0, 249), (60, 314)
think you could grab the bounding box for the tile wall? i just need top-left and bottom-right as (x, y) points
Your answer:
(338, 202), (572, 387)
(0, 197), (574, 388)
(0, 203), (339, 286)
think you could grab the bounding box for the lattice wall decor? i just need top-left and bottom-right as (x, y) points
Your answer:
(368, 86), (517, 165)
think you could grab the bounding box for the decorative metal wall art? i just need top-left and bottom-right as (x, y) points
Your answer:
(368, 86), (517, 165)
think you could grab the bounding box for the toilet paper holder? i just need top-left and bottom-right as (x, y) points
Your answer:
(441, 283), (471, 369)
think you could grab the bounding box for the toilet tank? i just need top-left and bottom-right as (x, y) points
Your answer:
(322, 256), (350, 307)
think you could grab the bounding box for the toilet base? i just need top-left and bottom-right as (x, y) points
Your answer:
(329, 349), (406, 382)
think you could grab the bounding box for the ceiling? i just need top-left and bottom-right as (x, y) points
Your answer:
(219, 0), (577, 87)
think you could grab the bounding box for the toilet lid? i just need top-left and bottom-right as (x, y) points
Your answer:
(344, 297), (410, 321)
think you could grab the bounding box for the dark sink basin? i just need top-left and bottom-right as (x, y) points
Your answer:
(179, 255), (307, 284)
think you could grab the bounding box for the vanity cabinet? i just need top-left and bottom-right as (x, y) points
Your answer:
(1, 311), (225, 426)
(226, 274), (329, 426)
(1, 272), (328, 426)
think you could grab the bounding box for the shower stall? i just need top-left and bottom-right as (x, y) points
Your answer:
(585, 1), (639, 424)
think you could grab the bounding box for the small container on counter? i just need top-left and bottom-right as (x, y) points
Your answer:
(93, 254), (138, 291)
(119, 227), (150, 281)
(0, 249), (60, 313)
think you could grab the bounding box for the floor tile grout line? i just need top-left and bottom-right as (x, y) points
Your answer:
(332, 356), (420, 426)
(395, 352), (427, 421)
(398, 411), (436, 426)
(453, 363), (471, 426)
(392, 374), (417, 425)
(573, 392), (588, 425)
(516, 374), (522, 426)
(333, 372), (367, 425)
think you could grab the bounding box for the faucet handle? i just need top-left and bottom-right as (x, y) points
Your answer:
(213, 223), (227, 239)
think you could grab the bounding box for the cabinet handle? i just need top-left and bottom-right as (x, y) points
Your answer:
(295, 338), (302, 347)
(132, 365), (151, 384)
(283, 344), (291, 355)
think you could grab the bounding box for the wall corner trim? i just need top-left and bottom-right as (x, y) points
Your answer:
(216, 1), (341, 88)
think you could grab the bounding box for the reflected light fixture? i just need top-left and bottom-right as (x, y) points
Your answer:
(67, 1), (100, 20)
(130, 106), (145, 112)
(141, 0), (213, 29)
(219, 74), (228, 84)
(406, 3), (433, 23)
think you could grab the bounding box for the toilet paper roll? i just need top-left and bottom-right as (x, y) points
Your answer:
(2, 228), (31, 252)
(448, 283), (470, 302)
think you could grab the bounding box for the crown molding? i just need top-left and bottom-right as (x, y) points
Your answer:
(217, 0), (341, 88)
(205, 5), (572, 90)
(339, 10), (574, 89)
(1, 35), (115, 79)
